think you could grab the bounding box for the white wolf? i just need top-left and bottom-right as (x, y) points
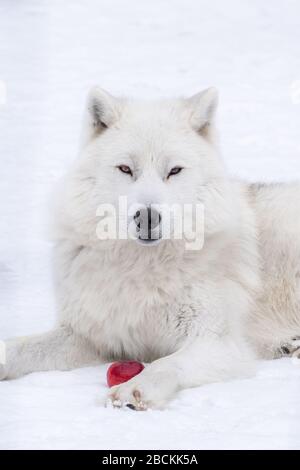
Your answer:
(1, 87), (300, 410)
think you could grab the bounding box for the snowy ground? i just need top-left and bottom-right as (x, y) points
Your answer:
(0, 0), (300, 450)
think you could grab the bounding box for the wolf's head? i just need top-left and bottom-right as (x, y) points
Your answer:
(55, 87), (235, 251)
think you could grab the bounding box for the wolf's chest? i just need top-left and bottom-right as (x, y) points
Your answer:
(86, 282), (188, 361)
(57, 243), (196, 361)
(96, 306), (177, 361)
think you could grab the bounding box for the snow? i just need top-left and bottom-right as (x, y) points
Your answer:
(0, 0), (300, 450)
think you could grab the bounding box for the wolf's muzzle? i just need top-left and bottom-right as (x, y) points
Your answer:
(133, 206), (162, 242)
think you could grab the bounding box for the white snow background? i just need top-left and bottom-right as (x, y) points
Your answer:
(0, 0), (300, 450)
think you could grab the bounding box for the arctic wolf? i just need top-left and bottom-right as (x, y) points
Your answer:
(1, 87), (300, 410)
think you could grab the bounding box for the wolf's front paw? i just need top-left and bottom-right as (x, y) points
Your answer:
(105, 367), (179, 411)
(280, 337), (300, 359)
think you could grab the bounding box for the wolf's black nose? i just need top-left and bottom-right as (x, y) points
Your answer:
(134, 206), (161, 240)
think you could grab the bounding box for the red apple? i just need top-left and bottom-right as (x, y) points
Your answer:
(107, 361), (145, 387)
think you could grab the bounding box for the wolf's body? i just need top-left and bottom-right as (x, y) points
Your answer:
(1, 88), (300, 409)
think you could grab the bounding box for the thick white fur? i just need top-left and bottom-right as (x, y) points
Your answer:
(1, 88), (300, 410)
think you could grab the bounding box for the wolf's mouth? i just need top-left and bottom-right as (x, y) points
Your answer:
(136, 236), (162, 246)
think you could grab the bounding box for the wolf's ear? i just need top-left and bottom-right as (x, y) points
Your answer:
(188, 87), (218, 136)
(87, 86), (119, 129)
(80, 87), (120, 147)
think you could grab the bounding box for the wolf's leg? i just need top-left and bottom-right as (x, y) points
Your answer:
(0, 326), (101, 380)
(106, 335), (255, 410)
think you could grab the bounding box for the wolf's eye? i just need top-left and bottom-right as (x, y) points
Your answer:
(117, 165), (132, 176)
(168, 166), (183, 178)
